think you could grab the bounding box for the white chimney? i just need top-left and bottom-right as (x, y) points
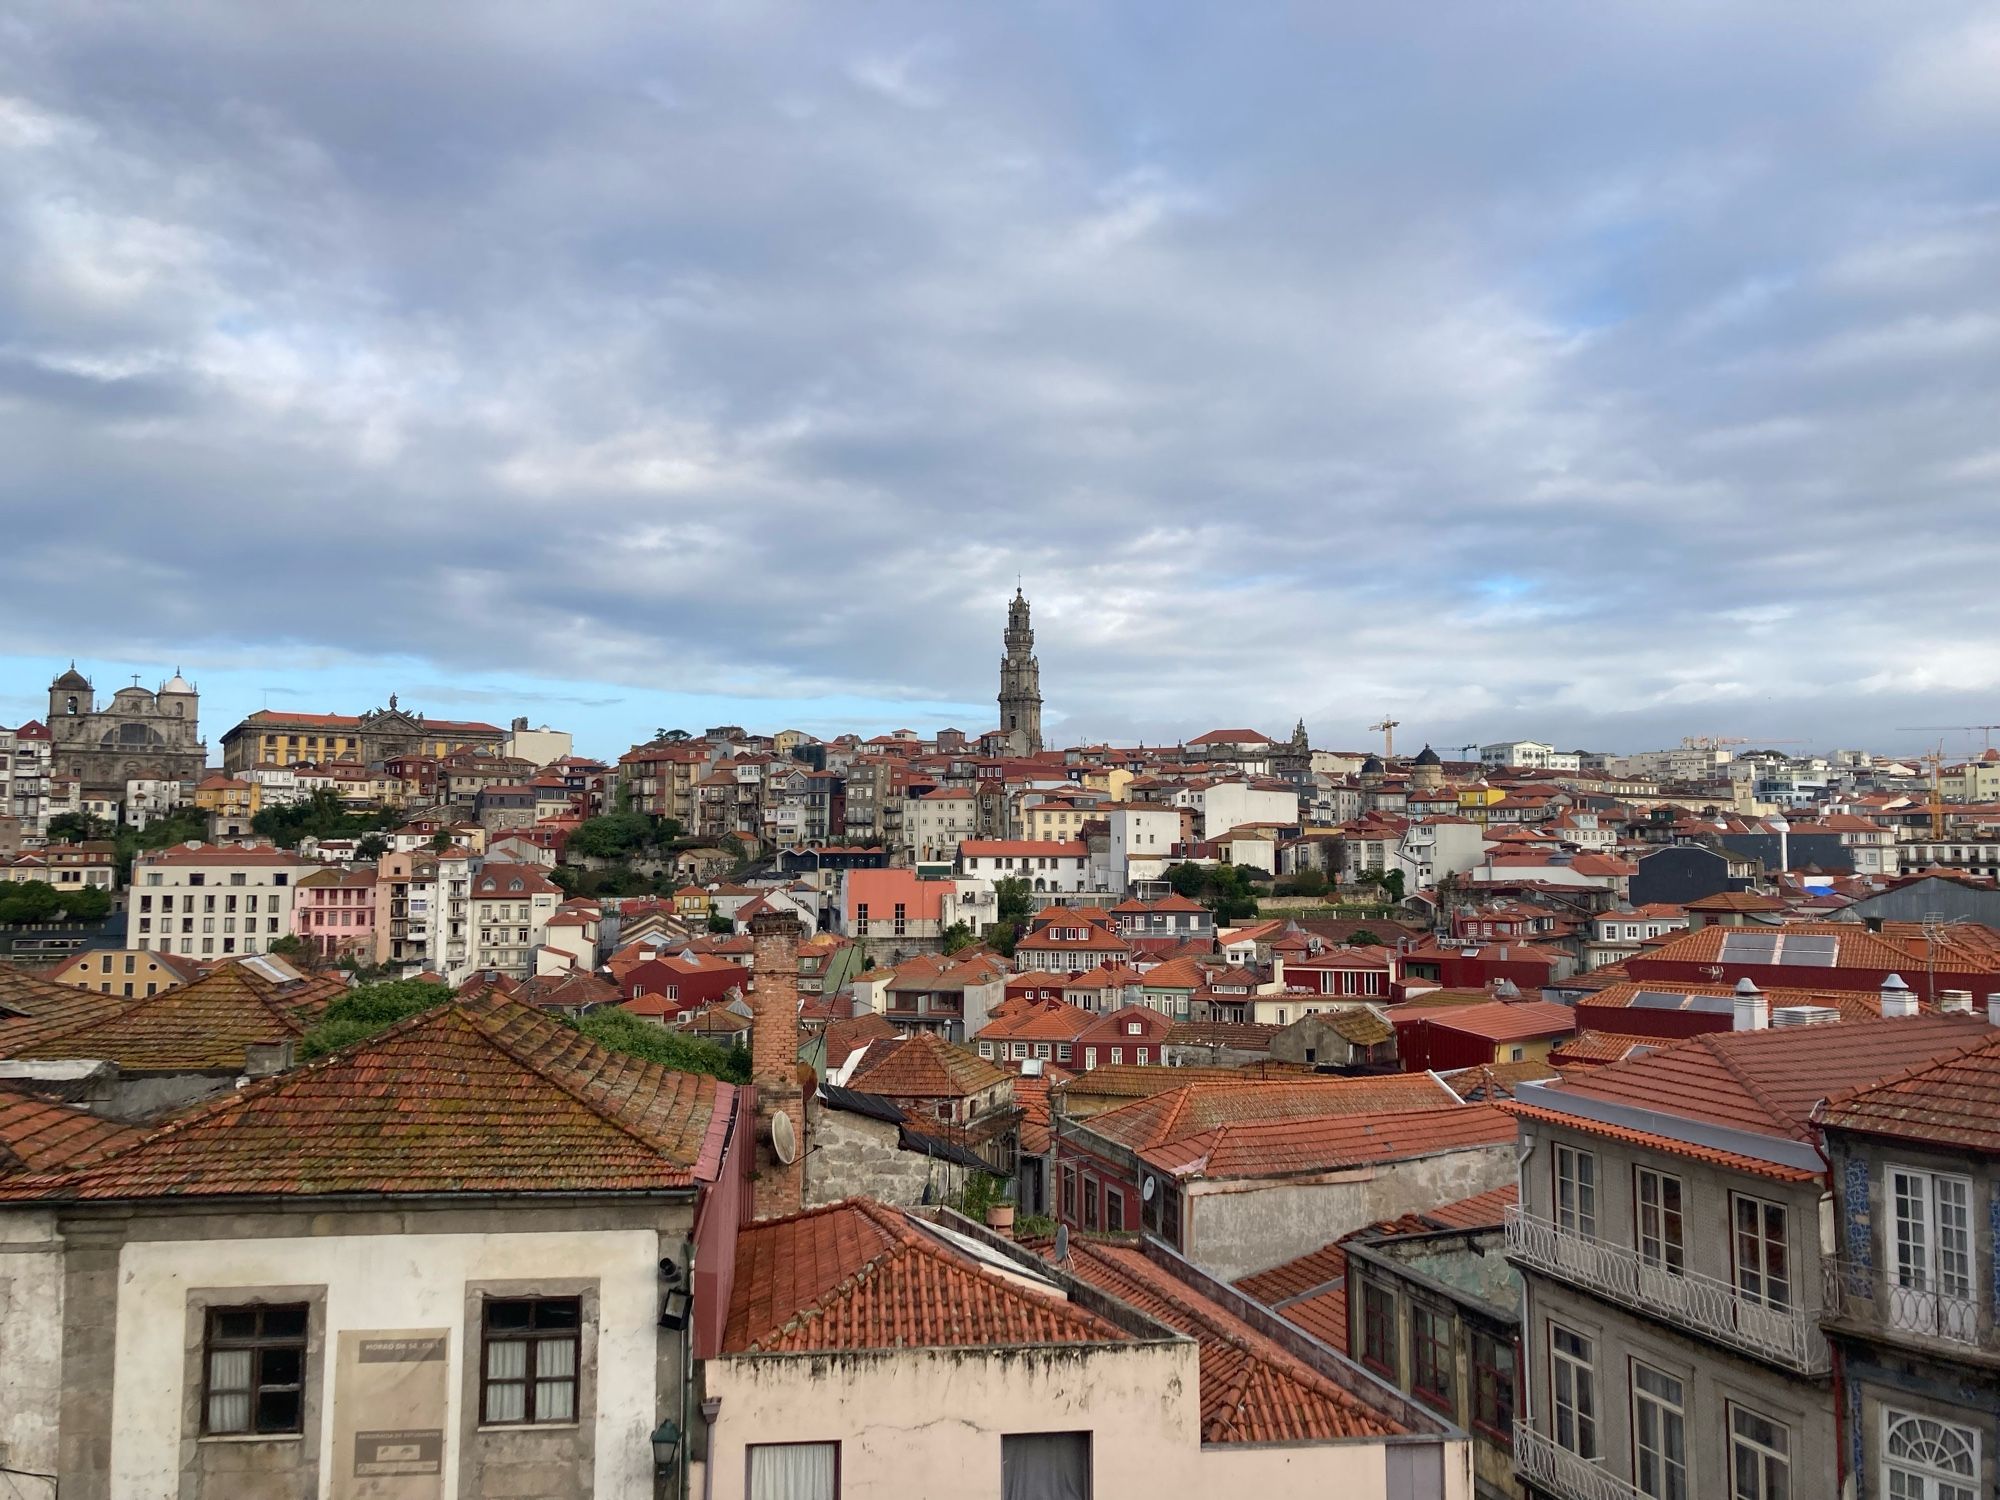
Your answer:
(1272, 953), (1285, 988)
(1880, 973), (1917, 1019)
(1733, 977), (1769, 1032)
(1988, 993), (2000, 1028)
(1940, 989), (1974, 1015)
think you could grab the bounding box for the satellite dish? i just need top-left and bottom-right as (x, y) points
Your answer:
(770, 1110), (798, 1165)
(1141, 1177), (1156, 1202)
(1054, 1224), (1070, 1262)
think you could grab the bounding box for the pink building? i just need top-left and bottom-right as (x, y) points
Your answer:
(293, 866), (380, 961)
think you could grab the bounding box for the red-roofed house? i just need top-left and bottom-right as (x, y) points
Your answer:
(1389, 1000), (1578, 1072)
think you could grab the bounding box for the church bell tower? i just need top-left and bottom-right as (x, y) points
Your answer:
(998, 589), (1044, 755)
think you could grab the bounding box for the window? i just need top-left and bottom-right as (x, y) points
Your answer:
(1360, 1282), (1397, 1376)
(1554, 1144), (1597, 1237)
(1082, 1178), (1099, 1231)
(1883, 1410), (1977, 1500)
(1551, 1324), (1597, 1457)
(1001, 1431), (1090, 1500)
(1636, 1167), (1685, 1274)
(749, 1441), (837, 1500)
(1105, 1189), (1124, 1232)
(1889, 1166), (1973, 1338)
(1732, 1195), (1791, 1310)
(1729, 1405), (1790, 1500)
(1470, 1330), (1514, 1443)
(202, 1303), (307, 1435)
(1632, 1362), (1687, 1500)
(480, 1296), (580, 1425)
(1411, 1305), (1452, 1409)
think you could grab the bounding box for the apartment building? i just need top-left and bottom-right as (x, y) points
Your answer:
(1504, 1010), (1992, 1500)
(1818, 1022), (2000, 1500)
(467, 861), (562, 977)
(130, 843), (318, 960)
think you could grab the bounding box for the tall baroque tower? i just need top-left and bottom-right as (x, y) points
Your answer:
(998, 588), (1044, 755)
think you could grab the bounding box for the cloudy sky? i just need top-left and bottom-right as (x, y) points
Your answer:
(5, 3), (2000, 759)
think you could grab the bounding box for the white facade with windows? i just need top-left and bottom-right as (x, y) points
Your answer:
(130, 847), (317, 960)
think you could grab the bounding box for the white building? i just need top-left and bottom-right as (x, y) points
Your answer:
(1196, 780), (1299, 841)
(1393, 817), (1487, 890)
(503, 718), (573, 767)
(122, 773), (186, 830)
(906, 787), (978, 863)
(1478, 740), (1577, 770)
(1105, 804), (1181, 892)
(131, 842), (319, 961)
(468, 861), (563, 977)
(957, 839), (1091, 893)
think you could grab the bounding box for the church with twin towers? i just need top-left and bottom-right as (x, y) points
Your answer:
(997, 587), (1044, 756)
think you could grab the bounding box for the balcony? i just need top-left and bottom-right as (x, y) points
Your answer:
(1506, 1207), (1829, 1374)
(1513, 1424), (1644, 1500)
(1822, 1257), (1998, 1356)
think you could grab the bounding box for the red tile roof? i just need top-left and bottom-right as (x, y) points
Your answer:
(0, 969), (130, 1055)
(237, 709), (503, 734)
(976, 1000), (1097, 1044)
(0, 1084), (145, 1174)
(1390, 1000), (1579, 1044)
(1236, 1241), (1352, 1306)
(1550, 1030), (1678, 1066)
(847, 1032), (1011, 1100)
(1082, 1073), (1460, 1152)
(0, 998), (732, 1200)
(1054, 1239), (1400, 1442)
(7, 960), (347, 1072)
(722, 1200), (1127, 1354)
(1141, 1103), (1516, 1180)
(1819, 1030), (2000, 1152)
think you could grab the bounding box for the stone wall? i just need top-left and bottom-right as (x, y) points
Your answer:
(804, 1102), (956, 1209)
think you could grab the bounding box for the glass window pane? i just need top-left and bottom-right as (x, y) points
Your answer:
(208, 1348), (252, 1391)
(484, 1382), (526, 1424)
(213, 1310), (257, 1340)
(536, 1338), (577, 1380)
(535, 1299), (581, 1330)
(262, 1306), (307, 1339)
(486, 1300), (533, 1331)
(260, 1346), (302, 1386)
(207, 1392), (251, 1433)
(256, 1388), (300, 1433)
(534, 1380), (576, 1423)
(487, 1339), (528, 1380)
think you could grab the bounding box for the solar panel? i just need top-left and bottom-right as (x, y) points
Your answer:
(1686, 993), (1736, 1015)
(1719, 932), (1780, 964)
(1630, 991), (1690, 1010)
(1776, 934), (1839, 966)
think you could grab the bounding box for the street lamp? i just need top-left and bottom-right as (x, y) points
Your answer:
(651, 1418), (683, 1473)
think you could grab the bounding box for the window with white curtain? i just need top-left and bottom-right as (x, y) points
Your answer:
(749, 1441), (838, 1500)
(1002, 1431), (1091, 1500)
(202, 1303), (307, 1435)
(480, 1296), (580, 1424)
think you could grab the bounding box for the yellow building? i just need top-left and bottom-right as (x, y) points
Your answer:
(46, 946), (204, 999)
(192, 773), (261, 820)
(1079, 766), (1134, 801)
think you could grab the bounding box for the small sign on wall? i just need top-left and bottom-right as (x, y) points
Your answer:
(331, 1330), (450, 1499)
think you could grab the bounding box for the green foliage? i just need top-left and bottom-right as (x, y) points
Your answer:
(1380, 869), (1407, 902)
(707, 912), (735, 934)
(566, 812), (656, 861)
(59, 885), (111, 920)
(1165, 861), (1208, 899)
(1015, 1212), (1057, 1240)
(993, 877), (1035, 931)
(0, 879), (112, 925)
(251, 787), (398, 848)
(1165, 861), (1260, 923)
(951, 1171), (1011, 1221)
(568, 1006), (750, 1083)
(430, 829), (454, 853)
(47, 811), (112, 843)
(1278, 868), (1329, 898)
(1347, 928), (1384, 946)
(940, 921), (975, 954)
(356, 833), (389, 860)
(297, 979), (453, 1059)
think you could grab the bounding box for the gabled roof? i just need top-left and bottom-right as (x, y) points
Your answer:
(1526, 1014), (1995, 1144)
(1141, 1103), (1516, 1180)
(976, 1000), (1096, 1043)
(1820, 1030), (2000, 1152)
(6, 960), (347, 1072)
(1390, 1000), (1578, 1043)
(0, 969), (130, 1055)
(847, 1032), (1011, 1099)
(1082, 1073), (1460, 1152)
(1053, 1239), (1399, 1442)
(0, 1084), (145, 1174)
(0, 998), (732, 1201)
(723, 1199), (1127, 1354)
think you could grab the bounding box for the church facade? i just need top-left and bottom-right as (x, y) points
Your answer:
(997, 588), (1044, 756)
(45, 666), (206, 796)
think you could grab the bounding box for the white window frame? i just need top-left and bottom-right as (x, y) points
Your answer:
(1889, 1165), (1974, 1340)
(1636, 1166), (1685, 1274)
(1631, 1361), (1686, 1500)
(1728, 1404), (1790, 1500)
(1731, 1192), (1791, 1310)
(1881, 1408), (1978, 1500)
(1554, 1143), (1597, 1238)
(1550, 1323), (1597, 1458)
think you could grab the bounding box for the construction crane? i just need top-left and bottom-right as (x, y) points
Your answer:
(1918, 744), (1947, 837)
(1898, 724), (2000, 753)
(1367, 716), (1400, 758)
(1681, 736), (1749, 750)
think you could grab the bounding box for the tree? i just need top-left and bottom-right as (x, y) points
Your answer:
(994, 877), (1034, 926)
(566, 812), (655, 861)
(941, 921), (974, 954)
(1380, 869), (1407, 902)
(1165, 862), (1208, 899)
(59, 885), (111, 921)
(298, 979), (453, 1059)
(47, 811), (112, 844)
(1347, 928), (1384, 947)
(707, 913), (735, 934)
(652, 729), (691, 743)
(0, 881), (62, 926)
(570, 1006), (749, 1083)
(1282, 869), (1328, 898)
(357, 833), (389, 860)
(430, 829), (454, 853)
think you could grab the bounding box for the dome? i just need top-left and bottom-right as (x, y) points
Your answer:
(161, 670), (194, 694)
(1414, 744), (1441, 766)
(52, 665), (90, 690)
(1361, 754), (1384, 774)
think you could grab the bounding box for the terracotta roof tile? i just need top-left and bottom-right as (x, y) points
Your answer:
(1391, 1000), (1578, 1043)
(723, 1199), (1127, 1354)
(0, 998), (731, 1200)
(1819, 1030), (2000, 1152)
(847, 1032), (1011, 1099)
(7, 960), (347, 1072)
(1082, 1073), (1460, 1152)
(1237, 1242), (1351, 1306)
(0, 969), (130, 1055)
(0, 1084), (145, 1174)
(1141, 1103), (1516, 1180)
(1055, 1240), (1398, 1442)
(1507, 1100), (1820, 1182)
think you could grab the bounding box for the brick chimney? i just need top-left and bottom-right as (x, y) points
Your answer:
(748, 914), (806, 1219)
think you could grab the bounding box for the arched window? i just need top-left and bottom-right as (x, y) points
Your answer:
(1884, 1411), (1977, 1500)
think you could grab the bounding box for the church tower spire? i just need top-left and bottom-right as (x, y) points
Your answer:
(998, 587), (1044, 755)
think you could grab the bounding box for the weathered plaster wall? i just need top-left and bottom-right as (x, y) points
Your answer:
(108, 1228), (662, 1500)
(1190, 1145), (1517, 1281)
(802, 1106), (934, 1208)
(0, 1208), (64, 1480)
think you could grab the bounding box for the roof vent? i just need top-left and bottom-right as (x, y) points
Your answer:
(1939, 989), (1975, 1015)
(1880, 972), (1918, 1019)
(1732, 977), (1768, 1032)
(1771, 1005), (1841, 1029)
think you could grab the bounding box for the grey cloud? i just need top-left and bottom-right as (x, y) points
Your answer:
(2, 2), (1998, 753)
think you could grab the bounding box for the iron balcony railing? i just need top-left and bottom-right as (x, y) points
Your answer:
(1513, 1423), (1645, 1500)
(1506, 1206), (1830, 1374)
(1822, 1256), (1995, 1352)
